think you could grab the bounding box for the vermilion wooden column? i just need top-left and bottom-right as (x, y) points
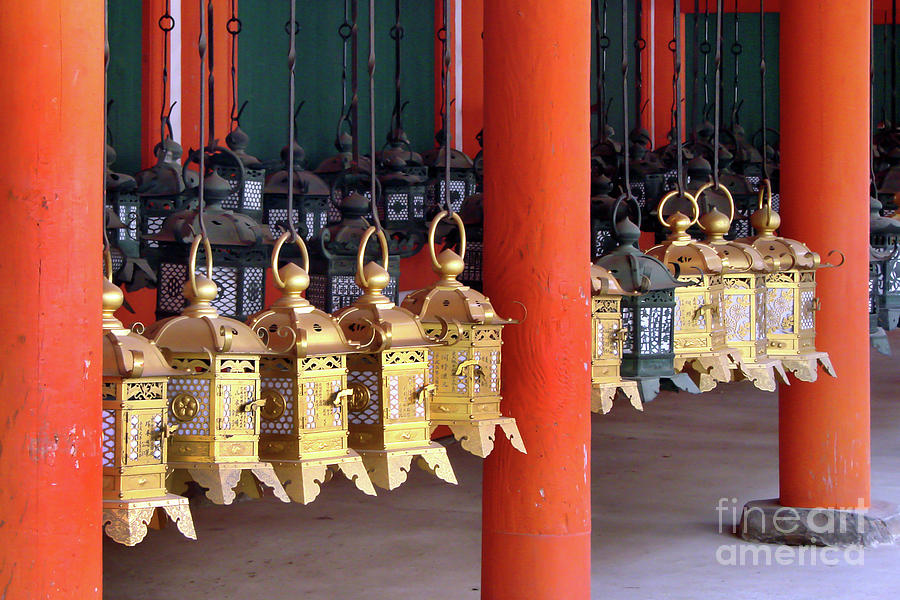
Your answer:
(481, 1), (591, 599)
(778, 0), (871, 509)
(0, 0), (104, 597)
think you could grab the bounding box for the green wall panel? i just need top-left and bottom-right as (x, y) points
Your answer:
(107, 1), (143, 175)
(238, 0), (435, 168)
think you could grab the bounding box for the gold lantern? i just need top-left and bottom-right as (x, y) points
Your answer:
(101, 273), (196, 546)
(589, 264), (642, 414)
(145, 236), (290, 505)
(401, 212), (526, 457)
(334, 226), (457, 490)
(247, 233), (377, 503)
(695, 183), (789, 391)
(647, 191), (740, 391)
(737, 181), (838, 381)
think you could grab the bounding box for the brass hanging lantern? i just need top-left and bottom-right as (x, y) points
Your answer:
(737, 181), (839, 381)
(248, 233), (376, 502)
(334, 226), (456, 490)
(101, 272), (196, 546)
(589, 263), (642, 414)
(647, 191), (741, 391)
(145, 236), (290, 505)
(695, 183), (788, 391)
(401, 212), (525, 457)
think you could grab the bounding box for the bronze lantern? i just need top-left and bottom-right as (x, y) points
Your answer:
(101, 275), (195, 546)
(247, 233), (377, 503)
(401, 213), (526, 457)
(334, 227), (456, 490)
(145, 237), (290, 505)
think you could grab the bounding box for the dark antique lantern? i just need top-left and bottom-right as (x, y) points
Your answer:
(870, 247), (891, 355)
(590, 172), (619, 260)
(594, 207), (698, 402)
(737, 181), (839, 381)
(101, 274), (195, 546)
(696, 185), (787, 390)
(335, 226), (456, 490)
(871, 197), (900, 329)
(401, 212), (525, 457)
(379, 156), (427, 233)
(105, 142), (140, 259)
(264, 145), (332, 242)
(248, 234), (376, 503)
(589, 264), (642, 414)
(150, 172), (272, 322)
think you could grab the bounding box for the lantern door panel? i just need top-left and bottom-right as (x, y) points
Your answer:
(797, 272), (817, 351)
(213, 376), (261, 463)
(591, 297), (623, 385)
(765, 272), (800, 355)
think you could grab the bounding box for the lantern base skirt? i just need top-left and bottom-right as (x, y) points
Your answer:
(627, 373), (701, 404)
(871, 327), (892, 356)
(591, 381), (643, 415)
(270, 452), (377, 504)
(676, 349), (742, 392)
(779, 351), (836, 383)
(739, 499), (900, 547)
(102, 495), (196, 546)
(357, 443), (457, 491)
(169, 462), (291, 505)
(877, 307), (900, 331)
(431, 417), (527, 458)
(731, 357), (790, 393)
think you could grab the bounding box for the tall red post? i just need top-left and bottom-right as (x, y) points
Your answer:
(0, 0), (104, 597)
(481, 1), (592, 599)
(778, 0), (871, 509)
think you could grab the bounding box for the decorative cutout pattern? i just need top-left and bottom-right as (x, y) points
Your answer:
(260, 377), (294, 434)
(767, 288), (795, 334)
(348, 370), (380, 425)
(102, 409), (117, 467)
(168, 379), (210, 435)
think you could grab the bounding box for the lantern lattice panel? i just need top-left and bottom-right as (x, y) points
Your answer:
(217, 166), (265, 218)
(621, 306), (635, 354)
(260, 377), (294, 434)
(639, 304), (674, 354)
(800, 291), (815, 330)
(157, 263), (265, 321)
(167, 378), (211, 436)
(767, 287), (795, 334)
(308, 273), (399, 313)
(348, 369), (381, 425)
(143, 215), (167, 249)
(117, 201), (140, 250)
(755, 286), (766, 341)
(102, 409), (117, 467)
(220, 382), (257, 432)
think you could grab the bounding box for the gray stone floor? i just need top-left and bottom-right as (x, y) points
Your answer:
(104, 333), (900, 599)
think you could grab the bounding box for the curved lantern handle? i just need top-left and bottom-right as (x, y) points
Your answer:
(611, 194), (642, 231)
(656, 189), (700, 229)
(271, 230), (310, 289)
(757, 178), (774, 211)
(356, 226), (390, 289)
(188, 234), (214, 296)
(694, 181), (736, 228)
(428, 210), (466, 270)
(103, 248), (114, 283)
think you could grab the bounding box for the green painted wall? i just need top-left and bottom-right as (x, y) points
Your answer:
(591, 0), (637, 143)
(238, 0), (435, 168)
(107, 1), (143, 175)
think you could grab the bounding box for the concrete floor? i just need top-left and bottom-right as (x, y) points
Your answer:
(104, 335), (900, 599)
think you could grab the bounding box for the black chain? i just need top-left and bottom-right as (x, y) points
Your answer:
(701, 0), (711, 119)
(674, 0), (684, 195)
(228, 0), (243, 126)
(368, 0), (382, 231)
(206, 0), (215, 146)
(622, 0), (632, 200)
(595, 0), (610, 138)
(712, 0), (723, 190)
(731, 0), (742, 128)
(634, 0), (646, 128)
(351, 0), (360, 166)
(198, 0), (208, 240)
(759, 0), (769, 182)
(390, 0), (405, 133)
(159, 0), (175, 147)
(287, 0), (299, 242)
(443, 0), (453, 216)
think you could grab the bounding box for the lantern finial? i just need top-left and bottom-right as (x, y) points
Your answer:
(750, 205), (781, 236)
(102, 278), (126, 330)
(699, 207), (732, 242)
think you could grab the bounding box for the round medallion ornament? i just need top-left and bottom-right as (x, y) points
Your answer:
(261, 389), (287, 420)
(172, 393), (200, 422)
(346, 381), (371, 413)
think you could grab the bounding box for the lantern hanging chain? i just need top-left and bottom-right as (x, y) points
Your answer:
(159, 0), (175, 146)
(634, 0), (646, 128)
(759, 0), (769, 182)
(390, 0), (404, 133)
(103, 0), (111, 257)
(701, 0), (710, 118)
(731, 0), (741, 128)
(622, 0), (632, 200)
(207, 0), (216, 148)
(437, 1), (448, 142)
(595, 0), (610, 138)
(712, 0), (723, 191)
(198, 0), (208, 242)
(870, 0), (877, 193)
(893, 0), (898, 125)
(287, 0), (299, 243)
(442, 0), (454, 219)
(227, 0), (246, 127)
(368, 0), (383, 233)
(690, 0), (700, 137)
(883, 11), (890, 124)
(351, 0), (360, 166)
(674, 0), (685, 196)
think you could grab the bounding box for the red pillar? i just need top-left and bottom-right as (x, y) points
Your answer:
(778, 0), (871, 509)
(481, 1), (592, 599)
(0, 0), (104, 597)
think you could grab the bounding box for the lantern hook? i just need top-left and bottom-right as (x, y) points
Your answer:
(271, 231), (310, 288)
(818, 249), (845, 269)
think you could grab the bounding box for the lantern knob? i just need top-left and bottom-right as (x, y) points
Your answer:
(279, 262), (311, 295)
(360, 262), (390, 293)
(698, 207), (731, 241)
(102, 278), (125, 329)
(750, 206), (781, 235)
(666, 211), (694, 241)
(185, 274), (218, 302)
(437, 249), (465, 278)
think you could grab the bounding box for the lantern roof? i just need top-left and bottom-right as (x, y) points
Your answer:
(594, 217), (685, 293)
(102, 279), (180, 378)
(379, 157), (426, 185)
(647, 211), (726, 275)
(401, 248), (512, 326)
(590, 264), (627, 296)
(870, 197), (900, 234)
(149, 198), (273, 247)
(699, 208), (768, 272)
(145, 274), (272, 356)
(225, 126), (263, 169)
(263, 167), (331, 197)
(737, 206), (822, 271)
(421, 146), (474, 170)
(248, 262), (358, 358)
